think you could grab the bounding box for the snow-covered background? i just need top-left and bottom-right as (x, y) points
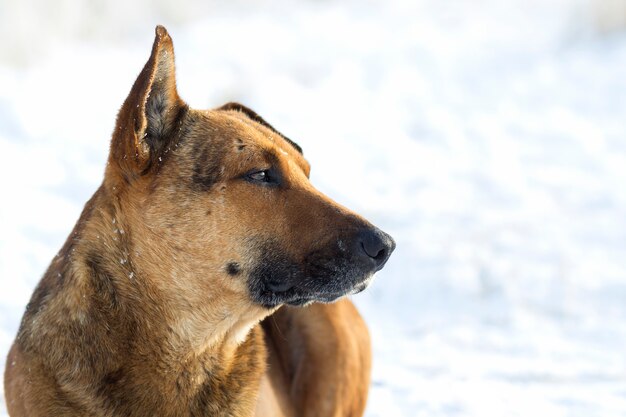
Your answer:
(1, 0), (626, 415)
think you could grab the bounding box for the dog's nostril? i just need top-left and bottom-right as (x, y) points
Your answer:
(358, 228), (394, 269)
(373, 247), (387, 262)
(361, 240), (385, 260)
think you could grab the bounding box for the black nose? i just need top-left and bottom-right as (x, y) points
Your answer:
(357, 228), (395, 271)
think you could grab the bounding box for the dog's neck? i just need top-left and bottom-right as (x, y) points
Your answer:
(18, 185), (268, 416)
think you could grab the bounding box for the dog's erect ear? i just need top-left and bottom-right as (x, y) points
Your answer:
(110, 25), (186, 178)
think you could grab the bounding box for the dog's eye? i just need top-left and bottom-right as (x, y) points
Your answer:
(247, 170), (270, 182)
(243, 167), (281, 186)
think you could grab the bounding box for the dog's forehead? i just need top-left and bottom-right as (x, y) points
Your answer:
(197, 109), (311, 175)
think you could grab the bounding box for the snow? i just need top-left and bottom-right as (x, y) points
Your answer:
(2, 0), (626, 416)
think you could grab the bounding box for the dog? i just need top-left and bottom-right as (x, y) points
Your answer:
(4, 26), (395, 417)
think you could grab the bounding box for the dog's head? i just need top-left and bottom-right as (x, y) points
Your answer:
(106, 26), (394, 315)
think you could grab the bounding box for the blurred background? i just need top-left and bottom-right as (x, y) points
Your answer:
(1, 0), (625, 415)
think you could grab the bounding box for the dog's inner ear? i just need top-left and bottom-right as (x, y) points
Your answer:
(218, 102), (303, 155)
(111, 25), (185, 175)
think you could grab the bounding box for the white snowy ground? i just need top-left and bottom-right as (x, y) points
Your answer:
(1, 0), (626, 416)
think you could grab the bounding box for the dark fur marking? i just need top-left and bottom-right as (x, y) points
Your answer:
(191, 138), (224, 191)
(96, 368), (125, 398)
(218, 102), (303, 155)
(226, 262), (241, 276)
(85, 252), (120, 310)
(236, 138), (246, 152)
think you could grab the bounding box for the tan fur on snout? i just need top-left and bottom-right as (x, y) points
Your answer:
(4, 26), (383, 417)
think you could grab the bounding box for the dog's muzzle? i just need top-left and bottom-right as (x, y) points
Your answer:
(248, 227), (395, 308)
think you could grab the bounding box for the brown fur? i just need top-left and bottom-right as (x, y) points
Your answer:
(4, 26), (393, 417)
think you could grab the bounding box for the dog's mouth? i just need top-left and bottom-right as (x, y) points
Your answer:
(251, 269), (375, 308)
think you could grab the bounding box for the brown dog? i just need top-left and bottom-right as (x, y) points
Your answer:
(4, 26), (395, 417)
